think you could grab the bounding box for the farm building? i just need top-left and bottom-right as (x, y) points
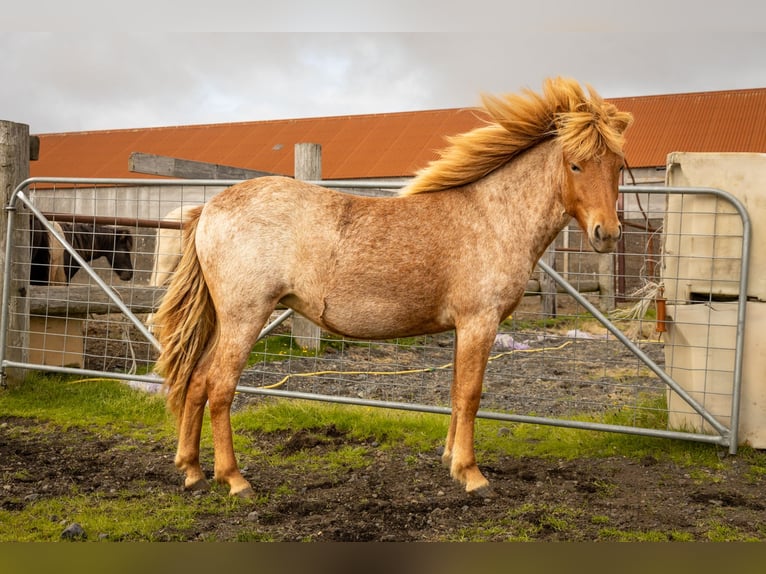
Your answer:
(2, 81), (765, 456)
(28, 86), (766, 189)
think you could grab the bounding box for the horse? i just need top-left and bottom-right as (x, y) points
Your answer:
(153, 77), (632, 498)
(30, 218), (67, 285)
(145, 205), (197, 329)
(149, 205), (198, 288)
(30, 218), (134, 285)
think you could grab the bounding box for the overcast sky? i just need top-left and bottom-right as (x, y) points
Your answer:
(2, 1), (765, 134)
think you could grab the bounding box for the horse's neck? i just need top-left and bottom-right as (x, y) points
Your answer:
(63, 227), (96, 262)
(473, 141), (570, 260)
(79, 226), (104, 260)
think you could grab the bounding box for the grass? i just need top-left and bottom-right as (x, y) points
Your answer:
(704, 521), (760, 542)
(449, 503), (584, 542)
(0, 488), (255, 542)
(2, 372), (766, 542)
(0, 373), (173, 440)
(0, 372), (737, 470)
(246, 334), (317, 367)
(274, 444), (370, 475)
(598, 527), (695, 542)
(233, 399), (447, 453)
(245, 333), (435, 368)
(473, 394), (729, 470)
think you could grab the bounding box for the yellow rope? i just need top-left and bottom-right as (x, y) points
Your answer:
(62, 340), (575, 392)
(258, 339), (573, 390)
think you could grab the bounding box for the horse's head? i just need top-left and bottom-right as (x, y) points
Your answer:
(110, 228), (134, 281)
(560, 149), (625, 253)
(555, 85), (633, 253)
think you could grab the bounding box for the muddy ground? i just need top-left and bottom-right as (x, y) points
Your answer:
(1, 412), (765, 542)
(5, 296), (766, 541)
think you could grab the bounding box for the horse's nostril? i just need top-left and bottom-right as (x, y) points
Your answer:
(594, 224), (602, 241)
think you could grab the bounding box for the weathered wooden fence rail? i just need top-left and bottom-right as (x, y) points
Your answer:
(26, 286), (164, 316)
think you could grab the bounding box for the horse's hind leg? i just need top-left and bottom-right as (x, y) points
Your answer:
(206, 316), (270, 497)
(443, 321), (496, 495)
(175, 367), (210, 492)
(174, 318), (264, 496)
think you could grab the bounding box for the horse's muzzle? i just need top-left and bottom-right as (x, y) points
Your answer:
(589, 223), (622, 253)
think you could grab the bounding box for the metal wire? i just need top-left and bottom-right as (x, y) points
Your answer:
(0, 178), (752, 454)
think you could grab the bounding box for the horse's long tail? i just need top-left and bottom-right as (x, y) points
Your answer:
(153, 205), (216, 420)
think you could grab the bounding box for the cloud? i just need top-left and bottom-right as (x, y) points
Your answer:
(2, 30), (765, 134)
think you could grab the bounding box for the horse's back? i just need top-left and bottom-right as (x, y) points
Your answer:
(199, 176), (356, 252)
(196, 176), (349, 282)
(195, 176), (471, 338)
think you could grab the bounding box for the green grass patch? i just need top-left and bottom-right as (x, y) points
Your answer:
(271, 444), (370, 476)
(0, 489), (252, 542)
(236, 396), (726, 473)
(703, 521), (761, 542)
(478, 417), (725, 468)
(448, 503), (582, 542)
(4, 371), (766, 542)
(246, 334), (317, 366)
(232, 399), (448, 453)
(598, 527), (695, 542)
(472, 394), (733, 470)
(246, 333), (435, 369)
(1, 374), (746, 473)
(0, 373), (173, 441)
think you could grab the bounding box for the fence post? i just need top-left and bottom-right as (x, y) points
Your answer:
(540, 244), (557, 316)
(291, 143), (322, 351)
(0, 120), (31, 384)
(598, 253), (616, 312)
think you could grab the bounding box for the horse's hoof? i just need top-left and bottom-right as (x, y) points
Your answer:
(183, 478), (210, 492)
(467, 484), (494, 499)
(232, 486), (255, 499)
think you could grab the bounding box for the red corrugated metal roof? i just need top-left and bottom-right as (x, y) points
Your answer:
(612, 87), (766, 168)
(30, 87), (766, 180)
(31, 108), (484, 181)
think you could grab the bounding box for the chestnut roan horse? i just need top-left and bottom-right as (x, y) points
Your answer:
(153, 77), (632, 498)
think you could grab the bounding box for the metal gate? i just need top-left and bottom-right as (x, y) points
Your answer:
(0, 178), (752, 454)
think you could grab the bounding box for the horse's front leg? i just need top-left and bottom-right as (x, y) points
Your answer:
(443, 322), (496, 496)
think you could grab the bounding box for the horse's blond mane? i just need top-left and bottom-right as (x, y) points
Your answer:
(401, 77), (633, 196)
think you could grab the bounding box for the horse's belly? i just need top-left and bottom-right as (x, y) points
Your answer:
(286, 294), (450, 340)
(323, 311), (450, 340)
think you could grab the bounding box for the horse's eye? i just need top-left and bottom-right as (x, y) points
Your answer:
(570, 163), (581, 173)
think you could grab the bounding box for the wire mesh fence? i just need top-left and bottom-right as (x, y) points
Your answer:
(1, 179), (753, 451)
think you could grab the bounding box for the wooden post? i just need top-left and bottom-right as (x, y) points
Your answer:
(598, 253), (616, 312)
(0, 120), (31, 384)
(540, 244), (557, 317)
(291, 143), (322, 351)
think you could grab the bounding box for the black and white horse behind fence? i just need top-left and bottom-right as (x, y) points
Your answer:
(30, 218), (134, 285)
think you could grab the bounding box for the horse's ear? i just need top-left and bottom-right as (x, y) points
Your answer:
(611, 110), (633, 135)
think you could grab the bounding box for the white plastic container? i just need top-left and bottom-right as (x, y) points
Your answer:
(663, 152), (766, 302)
(665, 302), (766, 447)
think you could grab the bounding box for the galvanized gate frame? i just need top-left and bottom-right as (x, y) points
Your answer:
(0, 179), (752, 454)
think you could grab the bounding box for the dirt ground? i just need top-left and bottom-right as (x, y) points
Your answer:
(5, 295), (766, 541)
(1, 411), (765, 542)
